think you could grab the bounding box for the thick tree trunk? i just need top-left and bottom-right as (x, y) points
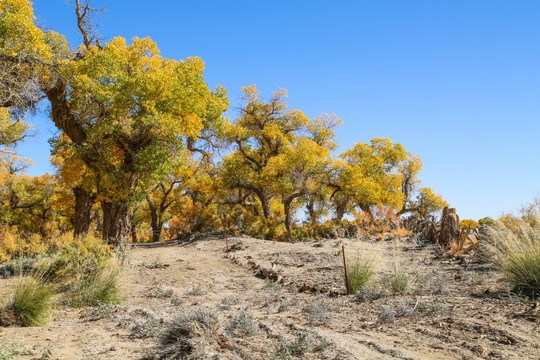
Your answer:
(101, 200), (131, 246)
(283, 193), (302, 237)
(152, 225), (163, 242)
(73, 186), (95, 238)
(307, 199), (317, 226)
(146, 195), (163, 243)
(260, 196), (271, 219)
(334, 200), (348, 224)
(284, 200), (293, 237)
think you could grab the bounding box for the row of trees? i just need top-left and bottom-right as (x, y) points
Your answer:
(0, 0), (447, 246)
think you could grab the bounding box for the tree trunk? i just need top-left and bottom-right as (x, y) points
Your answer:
(73, 186), (95, 238)
(284, 198), (294, 237)
(101, 200), (131, 246)
(334, 200), (348, 224)
(258, 192), (272, 220)
(306, 199), (317, 226)
(283, 193), (303, 237)
(146, 195), (163, 243)
(130, 213), (138, 243)
(152, 225), (162, 243)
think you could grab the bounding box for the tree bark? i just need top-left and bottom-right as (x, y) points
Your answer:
(101, 200), (131, 246)
(146, 195), (163, 242)
(306, 198), (317, 226)
(334, 199), (349, 224)
(73, 186), (95, 238)
(283, 193), (303, 237)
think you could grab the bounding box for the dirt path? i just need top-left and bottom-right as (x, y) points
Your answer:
(1, 235), (539, 359)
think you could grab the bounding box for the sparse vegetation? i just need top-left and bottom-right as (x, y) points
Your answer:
(388, 264), (415, 294)
(152, 284), (175, 299)
(186, 284), (207, 296)
(157, 308), (223, 359)
(227, 309), (258, 336)
(302, 299), (334, 325)
(0, 345), (17, 360)
(344, 255), (375, 294)
(274, 333), (313, 359)
(67, 269), (122, 307)
(483, 214), (540, 298)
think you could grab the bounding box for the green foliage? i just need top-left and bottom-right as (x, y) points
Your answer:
(479, 216), (497, 226)
(39, 235), (114, 284)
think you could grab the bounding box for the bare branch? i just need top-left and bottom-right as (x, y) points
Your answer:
(74, 0), (105, 49)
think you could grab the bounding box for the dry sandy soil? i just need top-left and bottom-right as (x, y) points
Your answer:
(1, 234), (539, 359)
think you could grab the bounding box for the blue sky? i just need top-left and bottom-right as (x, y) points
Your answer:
(16, 0), (540, 220)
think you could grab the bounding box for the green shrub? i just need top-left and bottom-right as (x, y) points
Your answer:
(344, 256), (375, 294)
(67, 269), (122, 307)
(39, 235), (114, 285)
(7, 276), (55, 326)
(479, 216), (496, 226)
(36, 236), (121, 307)
(0, 257), (36, 279)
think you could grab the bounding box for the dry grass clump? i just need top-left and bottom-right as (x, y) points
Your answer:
(67, 269), (122, 307)
(483, 214), (540, 298)
(157, 308), (226, 359)
(227, 309), (258, 336)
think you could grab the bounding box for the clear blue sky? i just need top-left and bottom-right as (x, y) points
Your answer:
(16, 0), (540, 220)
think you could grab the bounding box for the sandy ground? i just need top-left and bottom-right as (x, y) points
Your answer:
(1, 234), (539, 359)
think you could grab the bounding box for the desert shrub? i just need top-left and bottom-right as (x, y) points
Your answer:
(39, 235), (114, 283)
(483, 214), (540, 298)
(227, 309), (257, 336)
(2, 276), (55, 326)
(275, 333), (313, 359)
(0, 345), (17, 360)
(479, 216), (496, 226)
(67, 269), (121, 307)
(0, 257), (36, 278)
(0, 227), (73, 262)
(344, 255), (375, 294)
(158, 308), (223, 359)
(36, 235), (120, 306)
(388, 265), (415, 294)
(355, 284), (385, 302)
(289, 222), (336, 241)
(302, 299), (334, 325)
